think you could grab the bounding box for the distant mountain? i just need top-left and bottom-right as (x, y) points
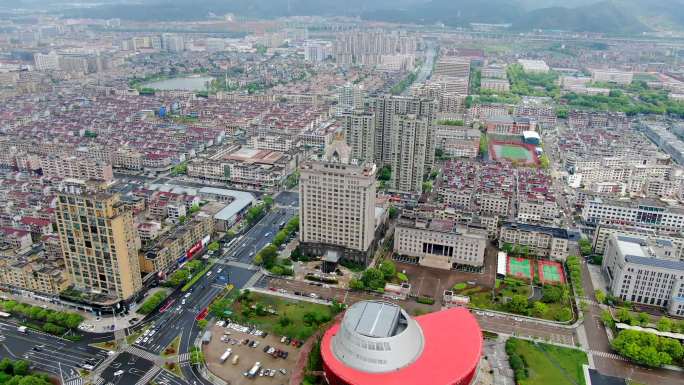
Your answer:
(512, 1), (650, 33)
(362, 0), (525, 26)
(58, 0), (424, 21)
(45, 0), (684, 34)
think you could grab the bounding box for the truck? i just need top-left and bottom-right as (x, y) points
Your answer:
(219, 348), (232, 363)
(248, 362), (261, 377)
(17, 326), (27, 334)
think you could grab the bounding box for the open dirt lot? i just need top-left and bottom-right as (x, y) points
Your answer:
(203, 324), (300, 385)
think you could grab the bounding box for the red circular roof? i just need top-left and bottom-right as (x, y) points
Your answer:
(321, 306), (482, 385)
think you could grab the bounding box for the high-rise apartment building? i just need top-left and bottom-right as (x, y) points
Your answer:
(299, 140), (378, 265)
(34, 51), (59, 71)
(433, 57), (471, 78)
(341, 109), (375, 163)
(162, 33), (185, 52)
(369, 96), (437, 184)
(56, 192), (142, 304)
(337, 83), (364, 115)
(390, 114), (430, 194)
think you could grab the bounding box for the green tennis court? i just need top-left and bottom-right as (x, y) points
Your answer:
(507, 257), (533, 280)
(539, 260), (565, 284)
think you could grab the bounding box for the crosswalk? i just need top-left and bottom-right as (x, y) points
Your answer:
(135, 366), (161, 385)
(92, 376), (105, 385)
(125, 346), (161, 363)
(64, 377), (84, 385)
(177, 352), (191, 362)
(590, 350), (626, 361)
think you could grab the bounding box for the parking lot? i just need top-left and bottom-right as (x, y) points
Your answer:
(203, 323), (299, 385)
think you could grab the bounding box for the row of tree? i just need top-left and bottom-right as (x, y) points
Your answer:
(0, 300), (84, 332)
(0, 358), (51, 385)
(138, 290), (169, 315)
(165, 260), (204, 287)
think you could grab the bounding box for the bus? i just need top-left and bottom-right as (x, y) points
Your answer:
(0, 311), (10, 318)
(219, 348), (232, 363)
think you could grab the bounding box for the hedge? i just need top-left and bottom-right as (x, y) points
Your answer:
(138, 290), (169, 314)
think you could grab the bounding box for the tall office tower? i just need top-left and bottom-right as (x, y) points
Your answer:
(369, 96), (437, 171)
(341, 109), (375, 163)
(337, 83), (364, 115)
(299, 139), (378, 265)
(390, 114), (430, 194)
(56, 192), (142, 304)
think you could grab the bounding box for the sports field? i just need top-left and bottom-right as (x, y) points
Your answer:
(489, 140), (539, 165)
(538, 260), (565, 285)
(507, 256), (533, 280)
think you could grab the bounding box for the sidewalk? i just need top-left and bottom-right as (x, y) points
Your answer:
(0, 287), (165, 334)
(84, 287), (167, 333)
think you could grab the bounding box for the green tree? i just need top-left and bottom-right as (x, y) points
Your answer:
(578, 239), (592, 256)
(595, 289), (606, 304)
(388, 206), (399, 219)
(421, 181), (433, 194)
(270, 265), (284, 276)
(616, 307), (633, 324)
(611, 329), (682, 367)
(349, 278), (365, 291)
(259, 244), (278, 268)
(272, 230), (287, 246)
(601, 310), (615, 328)
(361, 268), (385, 291)
(1, 300), (17, 313)
(541, 285), (562, 303)
(207, 241), (220, 252)
(532, 301), (548, 317)
(507, 295), (530, 315)
(0, 358), (14, 373)
(12, 361), (29, 376)
(657, 317), (673, 333)
(262, 195), (274, 208)
(378, 166), (391, 182)
(555, 307), (573, 322)
(197, 319), (208, 330)
(253, 253), (263, 265)
(638, 312), (650, 327)
(378, 260), (396, 279)
(178, 216), (187, 224)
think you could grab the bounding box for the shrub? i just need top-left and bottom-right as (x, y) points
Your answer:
(416, 297), (435, 305)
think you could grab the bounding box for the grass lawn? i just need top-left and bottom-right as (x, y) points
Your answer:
(231, 292), (333, 340)
(161, 335), (181, 358)
(510, 338), (587, 385)
(164, 362), (184, 379)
